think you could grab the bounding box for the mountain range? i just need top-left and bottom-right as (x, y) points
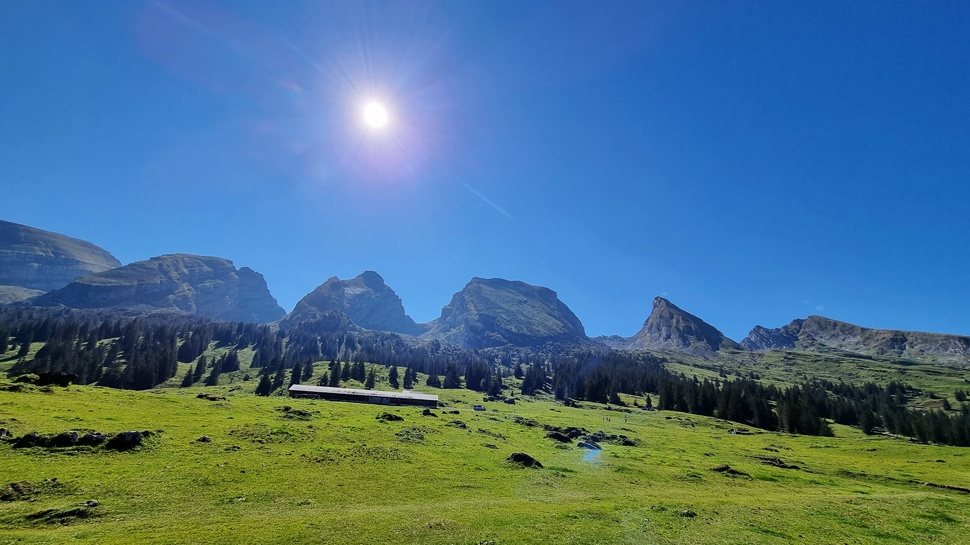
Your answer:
(3, 219), (969, 363)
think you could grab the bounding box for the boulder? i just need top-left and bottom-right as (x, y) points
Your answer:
(48, 431), (79, 448)
(506, 452), (543, 468)
(376, 413), (404, 422)
(545, 431), (572, 443)
(421, 408), (438, 417)
(78, 432), (106, 446)
(105, 431), (143, 451)
(449, 420), (468, 429)
(13, 433), (48, 449)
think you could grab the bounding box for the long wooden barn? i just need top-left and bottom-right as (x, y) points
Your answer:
(288, 385), (439, 407)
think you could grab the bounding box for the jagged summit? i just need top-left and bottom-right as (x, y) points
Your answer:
(0, 220), (122, 303)
(742, 315), (970, 364)
(280, 271), (426, 336)
(627, 297), (739, 355)
(31, 254), (284, 324)
(421, 277), (589, 349)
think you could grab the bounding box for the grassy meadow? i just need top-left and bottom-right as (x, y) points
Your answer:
(2, 372), (970, 544)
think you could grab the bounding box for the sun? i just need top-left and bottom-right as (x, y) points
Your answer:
(363, 103), (388, 128)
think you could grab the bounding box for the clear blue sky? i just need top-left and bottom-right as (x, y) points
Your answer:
(2, 1), (968, 341)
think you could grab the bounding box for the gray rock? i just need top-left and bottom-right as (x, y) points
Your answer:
(741, 315), (970, 365)
(280, 271), (426, 335)
(13, 433), (48, 449)
(0, 220), (121, 301)
(422, 277), (589, 349)
(105, 431), (143, 450)
(79, 432), (106, 446)
(32, 254), (284, 324)
(48, 431), (79, 448)
(626, 297), (739, 355)
(506, 452), (543, 468)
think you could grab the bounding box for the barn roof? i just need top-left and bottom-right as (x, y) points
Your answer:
(287, 384), (439, 402)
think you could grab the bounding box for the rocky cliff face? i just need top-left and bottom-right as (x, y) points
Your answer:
(742, 315), (970, 364)
(626, 297), (740, 355)
(0, 220), (122, 302)
(31, 254), (285, 323)
(280, 271), (425, 335)
(422, 277), (588, 349)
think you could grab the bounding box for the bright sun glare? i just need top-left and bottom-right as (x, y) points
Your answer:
(364, 103), (388, 128)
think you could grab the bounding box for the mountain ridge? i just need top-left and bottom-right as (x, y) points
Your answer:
(31, 253), (285, 324)
(0, 220), (122, 303)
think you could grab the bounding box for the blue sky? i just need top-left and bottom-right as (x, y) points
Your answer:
(2, 1), (968, 340)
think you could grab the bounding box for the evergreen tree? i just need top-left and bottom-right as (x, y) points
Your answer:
(340, 361), (351, 381)
(180, 363), (196, 387)
(388, 366), (399, 389)
(645, 394), (653, 409)
(290, 362), (303, 386)
(272, 359), (287, 391)
(193, 355), (207, 382)
(255, 374), (272, 396)
(403, 366), (414, 389)
(364, 368), (376, 389)
(426, 374), (442, 388)
(203, 357), (222, 386)
(443, 364), (462, 389)
(318, 372), (329, 386)
(329, 366), (341, 387)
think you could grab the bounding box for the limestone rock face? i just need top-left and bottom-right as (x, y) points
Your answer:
(627, 297), (740, 355)
(31, 254), (284, 323)
(742, 315), (970, 366)
(281, 271), (425, 335)
(422, 277), (588, 349)
(740, 320), (804, 351)
(0, 220), (122, 302)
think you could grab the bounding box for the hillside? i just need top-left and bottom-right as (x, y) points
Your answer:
(422, 277), (589, 349)
(30, 254), (285, 324)
(742, 316), (970, 367)
(0, 220), (121, 303)
(1, 380), (968, 544)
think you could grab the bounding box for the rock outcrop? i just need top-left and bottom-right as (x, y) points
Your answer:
(0, 220), (121, 302)
(31, 254), (284, 323)
(422, 277), (588, 349)
(742, 315), (970, 365)
(626, 297), (740, 355)
(280, 271), (425, 335)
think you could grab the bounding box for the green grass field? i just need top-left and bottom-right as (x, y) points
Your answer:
(2, 377), (969, 544)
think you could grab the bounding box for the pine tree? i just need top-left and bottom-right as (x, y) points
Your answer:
(364, 368), (376, 389)
(193, 355), (207, 382)
(340, 361), (351, 381)
(329, 366), (341, 387)
(403, 366), (414, 389)
(388, 366), (399, 389)
(204, 357), (222, 386)
(272, 360), (287, 391)
(318, 372), (329, 386)
(255, 374), (272, 396)
(290, 363), (303, 386)
(180, 363), (196, 387)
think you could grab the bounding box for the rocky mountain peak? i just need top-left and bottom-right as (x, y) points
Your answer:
(627, 297), (739, 355)
(422, 277), (588, 349)
(30, 253), (284, 323)
(280, 271), (426, 336)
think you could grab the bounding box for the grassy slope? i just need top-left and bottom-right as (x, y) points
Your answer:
(2, 380), (969, 544)
(666, 349), (970, 409)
